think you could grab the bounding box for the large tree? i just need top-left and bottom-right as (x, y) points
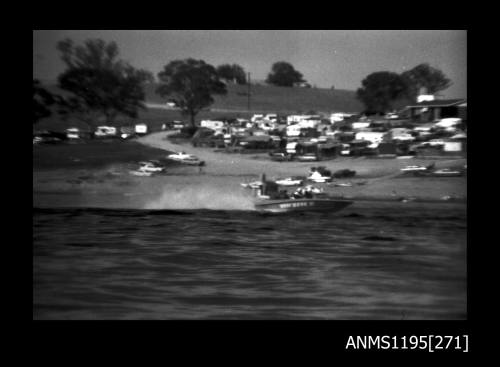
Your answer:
(33, 79), (56, 124)
(156, 59), (227, 127)
(401, 63), (452, 100)
(55, 38), (153, 126)
(216, 64), (247, 84)
(356, 71), (408, 114)
(266, 61), (305, 87)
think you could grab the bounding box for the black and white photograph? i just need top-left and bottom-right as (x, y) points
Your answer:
(33, 30), (467, 321)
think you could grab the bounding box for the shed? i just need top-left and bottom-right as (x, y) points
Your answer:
(407, 99), (466, 123)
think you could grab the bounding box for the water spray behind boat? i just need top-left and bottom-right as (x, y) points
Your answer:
(143, 178), (255, 211)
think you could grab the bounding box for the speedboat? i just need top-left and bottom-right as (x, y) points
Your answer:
(167, 151), (204, 166)
(247, 174), (352, 213)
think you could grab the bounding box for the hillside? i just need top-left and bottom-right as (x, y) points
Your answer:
(144, 83), (363, 114)
(44, 82), (363, 114)
(37, 82), (364, 132)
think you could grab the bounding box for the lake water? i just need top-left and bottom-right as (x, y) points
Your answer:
(33, 200), (467, 320)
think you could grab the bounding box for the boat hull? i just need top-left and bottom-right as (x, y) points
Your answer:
(254, 198), (353, 213)
(169, 158), (204, 166)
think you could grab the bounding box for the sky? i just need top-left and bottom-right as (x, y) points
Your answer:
(33, 30), (467, 98)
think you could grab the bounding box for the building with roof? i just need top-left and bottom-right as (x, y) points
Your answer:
(405, 99), (467, 123)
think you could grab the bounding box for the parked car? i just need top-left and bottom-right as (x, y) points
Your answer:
(428, 139), (447, 146)
(33, 131), (67, 144)
(392, 133), (415, 142)
(173, 121), (184, 129)
(95, 126), (118, 138)
(138, 160), (166, 173)
(343, 140), (377, 156)
(269, 152), (290, 162)
(66, 128), (81, 139)
(166, 100), (178, 108)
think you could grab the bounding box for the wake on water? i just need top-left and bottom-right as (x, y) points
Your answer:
(143, 183), (256, 211)
(36, 163), (258, 211)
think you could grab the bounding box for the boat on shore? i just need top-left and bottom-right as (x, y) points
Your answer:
(401, 163), (435, 173)
(167, 151), (205, 166)
(432, 168), (463, 177)
(307, 167), (333, 183)
(129, 169), (153, 177)
(275, 176), (304, 186)
(400, 165), (428, 172)
(413, 167), (464, 177)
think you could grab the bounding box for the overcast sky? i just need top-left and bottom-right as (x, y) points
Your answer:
(33, 30), (467, 98)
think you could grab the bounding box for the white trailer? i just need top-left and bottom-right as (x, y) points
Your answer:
(201, 120), (225, 131)
(135, 123), (148, 135)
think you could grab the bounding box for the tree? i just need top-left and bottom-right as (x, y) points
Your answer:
(266, 61), (305, 87)
(156, 59), (227, 128)
(33, 79), (56, 124)
(55, 38), (153, 127)
(216, 64), (247, 84)
(401, 63), (452, 100)
(356, 71), (408, 114)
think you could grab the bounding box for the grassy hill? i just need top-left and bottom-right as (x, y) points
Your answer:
(144, 83), (363, 114)
(37, 82), (364, 132)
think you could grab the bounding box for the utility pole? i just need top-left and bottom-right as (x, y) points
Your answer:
(247, 72), (251, 112)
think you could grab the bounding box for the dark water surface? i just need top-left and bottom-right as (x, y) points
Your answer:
(33, 201), (467, 320)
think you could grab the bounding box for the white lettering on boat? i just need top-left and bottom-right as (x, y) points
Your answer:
(279, 202), (311, 208)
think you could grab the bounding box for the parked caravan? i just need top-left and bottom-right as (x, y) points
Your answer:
(135, 123), (148, 135)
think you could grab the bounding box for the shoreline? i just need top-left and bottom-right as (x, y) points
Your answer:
(32, 131), (467, 209)
(135, 131), (467, 200)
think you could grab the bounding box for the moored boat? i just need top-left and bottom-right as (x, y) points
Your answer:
(432, 168), (463, 177)
(275, 176), (304, 186)
(307, 167), (333, 183)
(167, 151), (205, 166)
(129, 170), (153, 177)
(400, 165), (428, 172)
